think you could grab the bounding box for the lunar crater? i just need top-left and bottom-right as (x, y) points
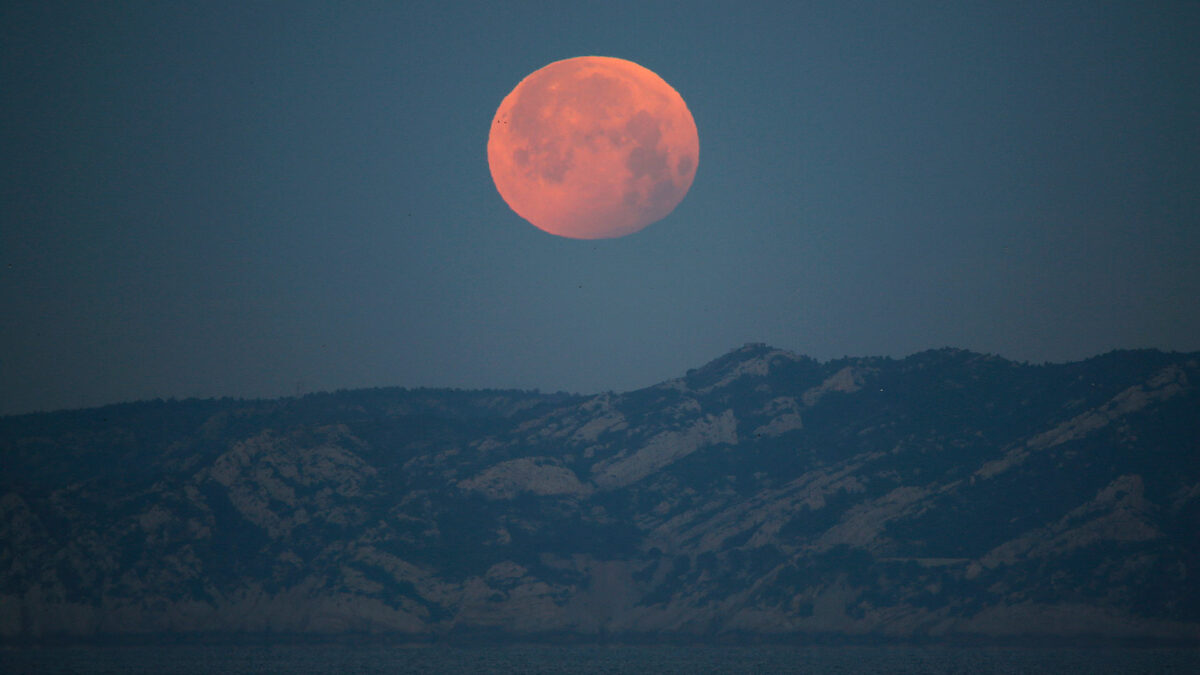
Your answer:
(488, 56), (698, 239)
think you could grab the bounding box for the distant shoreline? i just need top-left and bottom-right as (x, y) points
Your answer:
(4, 630), (1198, 650)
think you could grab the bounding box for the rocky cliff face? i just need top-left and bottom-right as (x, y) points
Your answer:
(2, 346), (1198, 643)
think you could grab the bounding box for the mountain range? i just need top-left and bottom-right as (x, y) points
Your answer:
(2, 344), (1198, 644)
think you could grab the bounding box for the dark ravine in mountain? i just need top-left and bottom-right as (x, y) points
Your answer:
(2, 345), (1198, 644)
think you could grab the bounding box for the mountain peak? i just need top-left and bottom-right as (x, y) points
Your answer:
(682, 343), (812, 392)
(2, 347), (1198, 644)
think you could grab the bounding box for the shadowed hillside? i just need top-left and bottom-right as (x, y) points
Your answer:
(2, 346), (1198, 643)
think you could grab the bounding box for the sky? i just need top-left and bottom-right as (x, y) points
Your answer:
(2, 1), (1198, 416)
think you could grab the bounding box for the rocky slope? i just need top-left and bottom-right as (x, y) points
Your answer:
(2, 345), (1198, 643)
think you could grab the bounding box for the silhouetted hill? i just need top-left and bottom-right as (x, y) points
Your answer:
(2, 346), (1198, 643)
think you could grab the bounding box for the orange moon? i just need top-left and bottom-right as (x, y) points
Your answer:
(488, 56), (699, 239)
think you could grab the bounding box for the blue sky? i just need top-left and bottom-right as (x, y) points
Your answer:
(2, 1), (1198, 414)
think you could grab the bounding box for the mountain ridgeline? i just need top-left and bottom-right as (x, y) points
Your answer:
(2, 345), (1198, 643)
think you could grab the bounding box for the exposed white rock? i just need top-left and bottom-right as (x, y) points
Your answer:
(977, 364), (1190, 479)
(802, 366), (871, 406)
(570, 410), (628, 442)
(485, 561), (528, 581)
(694, 347), (801, 393)
(459, 458), (591, 500)
(204, 426), (375, 538)
(752, 396), (803, 437)
(647, 458), (871, 554)
(451, 564), (570, 632)
(662, 397), (703, 420)
(1169, 481), (1200, 512)
(974, 474), (1160, 573)
(811, 485), (930, 552)
(590, 409), (739, 490)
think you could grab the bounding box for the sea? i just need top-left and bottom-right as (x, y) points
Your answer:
(1, 644), (1197, 675)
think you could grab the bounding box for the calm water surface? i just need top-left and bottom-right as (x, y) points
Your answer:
(2, 644), (1196, 674)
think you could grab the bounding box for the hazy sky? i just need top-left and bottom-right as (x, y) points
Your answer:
(3, 1), (1198, 415)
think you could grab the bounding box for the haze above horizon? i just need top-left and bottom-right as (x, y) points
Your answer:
(3, 2), (1198, 416)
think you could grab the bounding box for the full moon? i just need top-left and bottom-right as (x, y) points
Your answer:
(487, 56), (699, 239)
